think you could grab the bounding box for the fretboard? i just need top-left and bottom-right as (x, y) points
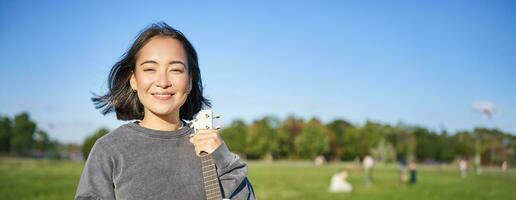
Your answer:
(200, 152), (222, 200)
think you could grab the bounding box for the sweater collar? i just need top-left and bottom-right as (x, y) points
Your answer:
(126, 121), (192, 139)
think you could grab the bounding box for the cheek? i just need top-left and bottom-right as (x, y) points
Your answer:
(174, 75), (190, 91)
(137, 76), (154, 88)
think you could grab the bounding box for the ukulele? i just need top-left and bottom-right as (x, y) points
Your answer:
(191, 109), (227, 200)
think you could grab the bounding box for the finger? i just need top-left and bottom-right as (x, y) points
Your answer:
(193, 142), (213, 155)
(197, 136), (219, 145)
(190, 135), (216, 144)
(192, 136), (222, 152)
(194, 129), (219, 135)
(192, 135), (218, 145)
(194, 141), (216, 154)
(191, 133), (219, 143)
(193, 133), (219, 141)
(194, 147), (201, 156)
(191, 134), (214, 144)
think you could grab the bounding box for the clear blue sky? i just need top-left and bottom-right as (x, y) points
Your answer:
(1, 0), (515, 143)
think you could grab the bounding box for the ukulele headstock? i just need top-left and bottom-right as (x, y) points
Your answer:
(191, 109), (221, 133)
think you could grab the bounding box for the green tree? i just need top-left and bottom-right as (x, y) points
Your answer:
(338, 121), (389, 161)
(474, 128), (515, 165)
(220, 120), (247, 155)
(33, 130), (50, 152)
(437, 132), (456, 162)
(245, 116), (280, 160)
(294, 118), (329, 159)
(414, 127), (438, 161)
(33, 130), (62, 159)
(387, 124), (416, 162)
(326, 119), (353, 161)
(82, 128), (109, 161)
(0, 116), (12, 153)
(453, 131), (476, 158)
(10, 112), (36, 156)
(340, 126), (365, 160)
(360, 121), (385, 150)
(370, 137), (396, 163)
(277, 115), (305, 159)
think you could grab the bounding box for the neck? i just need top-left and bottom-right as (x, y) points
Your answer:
(140, 109), (182, 131)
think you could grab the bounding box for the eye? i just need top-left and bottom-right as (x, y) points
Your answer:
(170, 69), (183, 73)
(143, 68), (155, 72)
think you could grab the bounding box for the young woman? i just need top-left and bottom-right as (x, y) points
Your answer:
(75, 22), (255, 200)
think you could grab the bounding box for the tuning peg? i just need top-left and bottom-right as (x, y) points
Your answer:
(215, 125), (221, 130)
(214, 114), (221, 119)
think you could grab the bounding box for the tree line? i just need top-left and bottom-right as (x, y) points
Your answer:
(220, 115), (516, 165)
(0, 112), (62, 158)
(2, 112), (515, 166)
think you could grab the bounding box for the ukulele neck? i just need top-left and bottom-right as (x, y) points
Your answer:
(200, 152), (222, 200)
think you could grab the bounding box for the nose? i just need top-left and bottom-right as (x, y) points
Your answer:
(155, 70), (172, 88)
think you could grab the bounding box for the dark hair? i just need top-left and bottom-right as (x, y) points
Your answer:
(92, 22), (210, 121)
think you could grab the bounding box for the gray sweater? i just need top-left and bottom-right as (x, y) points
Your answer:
(75, 122), (255, 200)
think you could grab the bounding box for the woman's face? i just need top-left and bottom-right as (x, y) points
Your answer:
(130, 36), (191, 119)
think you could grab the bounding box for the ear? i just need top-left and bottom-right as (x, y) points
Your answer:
(129, 72), (137, 91)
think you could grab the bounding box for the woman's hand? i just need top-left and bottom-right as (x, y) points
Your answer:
(189, 129), (224, 156)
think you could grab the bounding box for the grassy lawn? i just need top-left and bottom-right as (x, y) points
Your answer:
(249, 161), (516, 200)
(1, 157), (515, 200)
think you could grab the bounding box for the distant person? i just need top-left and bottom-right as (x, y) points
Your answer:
(398, 158), (408, 183)
(474, 155), (482, 175)
(459, 159), (468, 178)
(314, 155), (326, 166)
(501, 160), (508, 172)
(329, 169), (353, 193)
(409, 162), (417, 185)
(354, 157), (361, 173)
(363, 155), (375, 185)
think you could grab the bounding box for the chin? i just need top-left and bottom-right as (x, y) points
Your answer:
(148, 107), (177, 116)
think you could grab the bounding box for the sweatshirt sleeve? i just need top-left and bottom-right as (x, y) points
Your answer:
(75, 140), (116, 200)
(211, 143), (256, 200)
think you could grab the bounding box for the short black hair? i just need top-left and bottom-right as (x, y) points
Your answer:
(92, 22), (210, 120)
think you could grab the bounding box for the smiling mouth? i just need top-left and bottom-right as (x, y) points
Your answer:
(152, 93), (174, 100)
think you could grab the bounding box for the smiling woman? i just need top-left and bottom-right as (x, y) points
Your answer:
(77, 22), (256, 200)
(129, 37), (192, 130)
(91, 23), (207, 122)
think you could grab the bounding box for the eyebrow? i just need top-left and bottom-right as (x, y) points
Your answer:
(139, 60), (186, 67)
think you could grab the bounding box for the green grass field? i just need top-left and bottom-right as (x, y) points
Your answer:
(1, 157), (515, 200)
